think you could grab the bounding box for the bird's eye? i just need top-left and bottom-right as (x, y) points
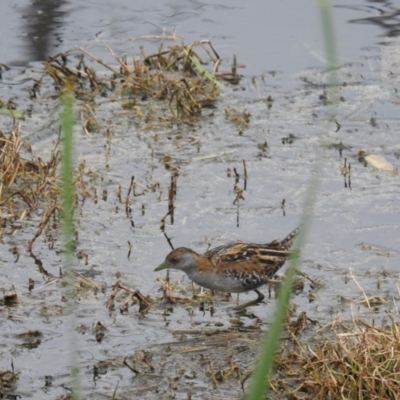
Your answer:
(171, 257), (178, 263)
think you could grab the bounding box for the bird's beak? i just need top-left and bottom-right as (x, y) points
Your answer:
(154, 261), (169, 271)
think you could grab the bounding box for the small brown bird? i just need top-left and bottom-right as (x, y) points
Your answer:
(155, 225), (301, 309)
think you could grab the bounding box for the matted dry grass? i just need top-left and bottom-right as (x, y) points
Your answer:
(271, 313), (400, 400)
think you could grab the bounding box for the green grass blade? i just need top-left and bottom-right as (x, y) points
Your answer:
(246, 166), (320, 399)
(246, 1), (338, 398)
(61, 88), (81, 400)
(184, 49), (221, 87)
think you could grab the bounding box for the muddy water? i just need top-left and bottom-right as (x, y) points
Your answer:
(0, 1), (399, 399)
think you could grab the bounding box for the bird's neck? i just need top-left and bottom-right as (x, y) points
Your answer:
(192, 254), (215, 274)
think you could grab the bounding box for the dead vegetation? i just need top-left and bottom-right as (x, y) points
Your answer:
(0, 125), (59, 228)
(0, 367), (19, 398)
(271, 315), (400, 400)
(79, 295), (400, 400)
(0, 36), (246, 279)
(150, 271), (400, 399)
(38, 39), (241, 130)
(1, 37), (240, 248)
(1, 37), (398, 400)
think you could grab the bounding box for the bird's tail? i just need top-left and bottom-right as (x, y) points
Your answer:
(281, 224), (302, 249)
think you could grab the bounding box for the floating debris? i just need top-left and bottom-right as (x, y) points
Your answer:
(224, 107), (251, 127)
(358, 150), (396, 172)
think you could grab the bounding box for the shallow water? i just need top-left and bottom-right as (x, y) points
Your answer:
(0, 1), (399, 399)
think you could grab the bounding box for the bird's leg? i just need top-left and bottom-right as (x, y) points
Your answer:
(191, 281), (195, 299)
(234, 289), (265, 310)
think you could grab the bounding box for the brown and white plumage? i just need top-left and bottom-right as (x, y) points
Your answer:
(155, 225), (301, 309)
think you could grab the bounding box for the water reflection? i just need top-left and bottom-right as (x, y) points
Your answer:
(340, 2), (400, 38)
(18, 0), (66, 65)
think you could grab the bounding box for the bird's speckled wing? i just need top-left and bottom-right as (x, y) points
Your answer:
(203, 226), (301, 279)
(204, 243), (288, 277)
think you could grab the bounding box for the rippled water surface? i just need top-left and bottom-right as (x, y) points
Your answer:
(0, 1), (399, 399)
